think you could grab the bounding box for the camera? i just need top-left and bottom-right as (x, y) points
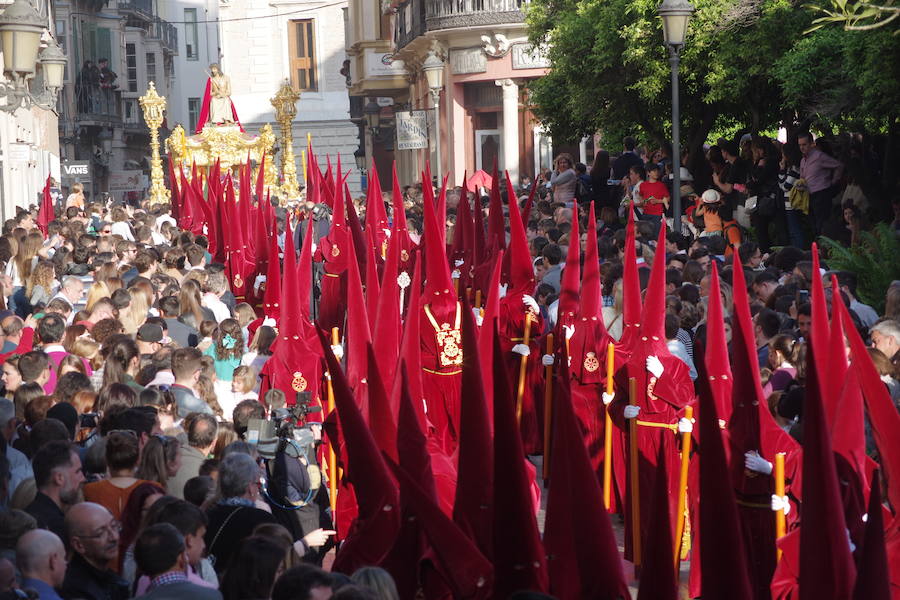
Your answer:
(248, 392), (322, 460)
(79, 412), (99, 429)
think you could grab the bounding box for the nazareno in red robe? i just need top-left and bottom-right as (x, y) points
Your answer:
(194, 77), (244, 134)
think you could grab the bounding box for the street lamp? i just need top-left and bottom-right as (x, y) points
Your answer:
(0, 0), (65, 113)
(364, 98), (382, 135)
(658, 0), (693, 234)
(422, 50), (444, 186)
(354, 146), (366, 172)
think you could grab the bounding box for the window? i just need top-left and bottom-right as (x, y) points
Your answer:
(287, 19), (317, 92)
(126, 43), (137, 92)
(188, 97), (201, 132)
(184, 9), (198, 61)
(146, 52), (157, 84)
(54, 19), (68, 81)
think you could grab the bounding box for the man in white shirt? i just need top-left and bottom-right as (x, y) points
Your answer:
(201, 271), (231, 323)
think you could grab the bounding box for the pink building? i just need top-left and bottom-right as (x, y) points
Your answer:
(345, 0), (553, 188)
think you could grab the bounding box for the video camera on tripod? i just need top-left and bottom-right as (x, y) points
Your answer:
(247, 391), (322, 460)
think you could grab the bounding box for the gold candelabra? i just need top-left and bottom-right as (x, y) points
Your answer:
(139, 82), (171, 206)
(270, 81), (301, 202)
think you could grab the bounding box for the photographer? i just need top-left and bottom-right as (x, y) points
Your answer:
(250, 394), (335, 565)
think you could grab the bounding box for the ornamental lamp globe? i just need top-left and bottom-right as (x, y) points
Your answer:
(364, 98), (381, 131)
(354, 147), (366, 171)
(422, 51), (444, 93)
(658, 0), (694, 47)
(38, 38), (66, 90)
(0, 0), (46, 80)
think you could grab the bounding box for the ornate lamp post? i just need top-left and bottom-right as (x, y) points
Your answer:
(658, 0), (693, 234)
(422, 51), (444, 186)
(270, 81), (301, 202)
(0, 0), (66, 113)
(139, 82), (171, 206)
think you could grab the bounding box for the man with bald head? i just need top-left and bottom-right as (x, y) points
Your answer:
(0, 314), (35, 361)
(61, 503), (129, 600)
(17, 529), (67, 599)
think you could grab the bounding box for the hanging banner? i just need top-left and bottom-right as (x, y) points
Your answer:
(395, 110), (428, 151)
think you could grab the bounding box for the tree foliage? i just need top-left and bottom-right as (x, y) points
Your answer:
(525, 0), (898, 146)
(820, 223), (900, 313)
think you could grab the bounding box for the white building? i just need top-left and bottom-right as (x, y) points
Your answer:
(0, 1), (60, 221)
(159, 0), (220, 132)
(218, 0), (361, 193)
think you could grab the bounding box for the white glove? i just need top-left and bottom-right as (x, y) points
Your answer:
(541, 354), (554, 367)
(310, 242), (317, 254)
(498, 283), (508, 298)
(253, 274), (267, 293)
(602, 392), (614, 406)
(563, 324), (576, 340)
(646, 355), (664, 378)
(744, 451), (773, 475)
(624, 405), (641, 419)
(678, 417), (693, 434)
(454, 259), (465, 268)
(771, 494), (791, 515)
(512, 344), (530, 357)
(523, 295), (539, 314)
(262, 317), (276, 328)
(473, 308), (484, 326)
(451, 269), (461, 280)
(330, 344), (344, 360)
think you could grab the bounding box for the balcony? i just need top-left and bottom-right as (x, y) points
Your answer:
(118, 0), (154, 20)
(122, 98), (144, 132)
(148, 17), (178, 54)
(426, 0), (527, 29)
(74, 85), (122, 125)
(395, 0), (528, 49)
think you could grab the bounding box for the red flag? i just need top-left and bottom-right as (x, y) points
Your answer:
(37, 174), (53, 237)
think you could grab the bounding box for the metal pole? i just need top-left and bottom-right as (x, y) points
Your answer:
(432, 90), (442, 186)
(669, 44), (682, 235)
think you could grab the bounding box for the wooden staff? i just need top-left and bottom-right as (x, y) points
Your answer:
(474, 289), (483, 310)
(542, 333), (554, 481)
(453, 276), (460, 296)
(302, 149), (307, 184)
(628, 377), (641, 573)
(515, 313), (533, 425)
(466, 286), (473, 304)
(774, 452), (786, 561)
(673, 405), (694, 571)
(327, 327), (339, 515)
(603, 342), (615, 510)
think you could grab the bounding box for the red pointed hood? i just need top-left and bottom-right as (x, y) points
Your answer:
(578, 202), (602, 319)
(522, 180), (537, 224)
(636, 445), (678, 600)
(365, 160), (389, 259)
(364, 240), (380, 331)
(696, 346), (753, 600)
(422, 177), (456, 313)
(321, 334), (401, 574)
(296, 217), (315, 325)
(491, 334), (549, 597)
(487, 163), (506, 251)
(544, 342), (629, 600)
(263, 222), (282, 320)
(394, 254), (426, 431)
(638, 218), (668, 348)
(477, 251), (504, 427)
(840, 291), (900, 513)
(449, 174), (474, 269)
(705, 265), (734, 424)
(505, 172), (533, 297)
(345, 180), (369, 283)
(396, 363), (437, 502)
(852, 470), (890, 600)
(798, 342), (857, 599)
(279, 217), (301, 338)
(372, 223), (402, 390)
(727, 251), (799, 484)
(453, 296), (494, 560)
(621, 203), (643, 350)
(345, 229), (371, 391)
(306, 149), (321, 207)
(385, 457), (493, 599)
(390, 162), (405, 231)
(556, 204), (580, 329)
(366, 344), (398, 463)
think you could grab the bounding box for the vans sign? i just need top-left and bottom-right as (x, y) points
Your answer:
(62, 161), (91, 184)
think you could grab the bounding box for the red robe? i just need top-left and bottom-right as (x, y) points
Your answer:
(314, 233), (349, 333)
(194, 78), (244, 134)
(498, 292), (544, 455)
(609, 343), (694, 562)
(419, 300), (463, 455)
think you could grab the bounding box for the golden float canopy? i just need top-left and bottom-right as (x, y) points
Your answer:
(165, 123), (277, 174)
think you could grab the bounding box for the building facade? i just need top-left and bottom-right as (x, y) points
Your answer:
(0, 2), (61, 221)
(54, 0), (178, 201)
(219, 0), (361, 194)
(346, 0), (551, 188)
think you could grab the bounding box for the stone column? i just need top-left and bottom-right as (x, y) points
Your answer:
(496, 78), (519, 185)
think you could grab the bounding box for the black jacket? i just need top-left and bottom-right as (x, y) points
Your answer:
(61, 553), (129, 600)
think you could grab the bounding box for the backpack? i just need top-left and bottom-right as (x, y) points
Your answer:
(575, 176), (592, 202)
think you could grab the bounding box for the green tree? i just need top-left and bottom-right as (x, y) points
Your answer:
(526, 0), (812, 148)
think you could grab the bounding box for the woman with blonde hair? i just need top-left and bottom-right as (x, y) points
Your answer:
(26, 260), (56, 308)
(66, 183), (85, 209)
(120, 290), (149, 335)
(179, 279), (213, 329)
(110, 206), (135, 241)
(7, 231), (42, 315)
(549, 153), (577, 203)
(85, 280), (111, 312)
(94, 262), (119, 283)
(72, 336), (102, 371)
